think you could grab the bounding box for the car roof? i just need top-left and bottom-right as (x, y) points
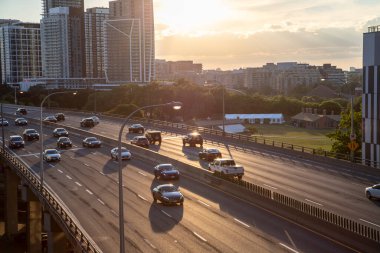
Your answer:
(10, 135), (22, 138)
(45, 148), (58, 151)
(157, 163), (173, 167)
(157, 184), (175, 189)
(214, 158), (233, 161)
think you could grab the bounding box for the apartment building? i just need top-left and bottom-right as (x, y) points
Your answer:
(362, 25), (380, 167)
(104, 0), (155, 83)
(42, 0), (84, 17)
(0, 22), (42, 85)
(85, 7), (109, 78)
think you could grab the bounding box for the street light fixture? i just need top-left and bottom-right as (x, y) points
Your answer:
(117, 101), (182, 253)
(40, 91), (77, 192)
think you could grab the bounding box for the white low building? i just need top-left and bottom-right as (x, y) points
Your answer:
(225, 114), (285, 124)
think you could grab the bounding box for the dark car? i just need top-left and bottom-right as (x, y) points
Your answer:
(128, 124), (145, 134)
(80, 118), (95, 127)
(55, 113), (65, 121)
(22, 129), (40, 141)
(57, 137), (72, 148)
(152, 184), (184, 205)
(8, 135), (25, 149)
(16, 108), (27, 115)
(43, 116), (57, 123)
(0, 118), (9, 126)
(131, 136), (149, 148)
(82, 137), (102, 148)
(182, 132), (203, 147)
(53, 128), (68, 137)
(154, 164), (180, 180)
(15, 118), (28, 126)
(199, 148), (222, 161)
(145, 130), (162, 145)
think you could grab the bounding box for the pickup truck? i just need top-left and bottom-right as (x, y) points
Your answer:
(208, 158), (244, 179)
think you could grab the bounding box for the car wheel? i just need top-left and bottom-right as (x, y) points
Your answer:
(182, 141), (185, 146)
(366, 191), (372, 199)
(238, 175), (243, 180)
(180, 201), (183, 206)
(153, 196), (157, 203)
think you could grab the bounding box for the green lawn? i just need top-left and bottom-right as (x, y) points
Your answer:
(249, 124), (334, 151)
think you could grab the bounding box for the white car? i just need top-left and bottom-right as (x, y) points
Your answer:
(110, 147), (132, 160)
(365, 184), (380, 200)
(43, 149), (61, 162)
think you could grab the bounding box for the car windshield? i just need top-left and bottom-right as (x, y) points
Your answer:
(87, 137), (97, 142)
(221, 160), (236, 166)
(208, 149), (219, 153)
(46, 150), (58, 154)
(11, 136), (22, 141)
(60, 137), (69, 141)
(27, 130), (37, 133)
(132, 124), (142, 128)
(161, 165), (175, 171)
(57, 128), (65, 132)
(161, 186), (177, 192)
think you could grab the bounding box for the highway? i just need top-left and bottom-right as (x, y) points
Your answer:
(0, 104), (377, 252)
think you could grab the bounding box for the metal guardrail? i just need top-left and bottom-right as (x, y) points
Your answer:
(0, 147), (102, 253)
(213, 172), (380, 243)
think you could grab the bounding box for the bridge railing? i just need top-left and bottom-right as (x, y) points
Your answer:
(0, 146), (102, 253)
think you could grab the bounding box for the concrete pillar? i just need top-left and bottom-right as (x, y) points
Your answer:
(5, 167), (19, 239)
(26, 188), (42, 253)
(44, 212), (67, 253)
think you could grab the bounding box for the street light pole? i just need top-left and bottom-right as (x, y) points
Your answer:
(117, 101), (182, 253)
(349, 95), (355, 161)
(1, 104), (4, 150)
(222, 87), (225, 135)
(14, 87), (17, 104)
(40, 91), (77, 192)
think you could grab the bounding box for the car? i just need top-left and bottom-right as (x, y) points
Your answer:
(128, 124), (144, 134)
(82, 137), (102, 148)
(43, 116), (57, 123)
(57, 137), (72, 148)
(80, 118), (96, 127)
(43, 149), (61, 162)
(0, 118), (9, 126)
(199, 148), (222, 161)
(90, 116), (100, 125)
(145, 130), (162, 145)
(22, 129), (40, 141)
(152, 184), (184, 205)
(182, 132), (203, 147)
(131, 136), (149, 148)
(8, 135), (25, 149)
(15, 118), (28, 126)
(154, 164), (180, 180)
(110, 147), (132, 160)
(53, 128), (68, 137)
(16, 108), (27, 115)
(365, 184), (380, 200)
(55, 113), (65, 121)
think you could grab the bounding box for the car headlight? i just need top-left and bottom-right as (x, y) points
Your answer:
(163, 196), (169, 200)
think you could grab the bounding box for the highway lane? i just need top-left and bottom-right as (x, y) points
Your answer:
(0, 118), (360, 252)
(7, 105), (379, 228)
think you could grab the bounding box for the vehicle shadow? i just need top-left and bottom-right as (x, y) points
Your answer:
(148, 144), (161, 152)
(101, 158), (122, 175)
(148, 178), (183, 233)
(181, 146), (202, 161)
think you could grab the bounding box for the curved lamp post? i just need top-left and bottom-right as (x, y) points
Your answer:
(117, 101), (182, 253)
(40, 91), (77, 192)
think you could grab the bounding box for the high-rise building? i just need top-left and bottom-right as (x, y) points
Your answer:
(41, 7), (85, 78)
(362, 25), (380, 167)
(104, 0), (155, 83)
(42, 0), (83, 17)
(0, 22), (42, 85)
(85, 7), (109, 78)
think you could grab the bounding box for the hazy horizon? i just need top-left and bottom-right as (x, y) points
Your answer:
(2, 0), (380, 71)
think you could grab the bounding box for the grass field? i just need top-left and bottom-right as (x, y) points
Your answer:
(250, 124), (334, 151)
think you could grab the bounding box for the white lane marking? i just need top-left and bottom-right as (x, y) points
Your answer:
(193, 232), (207, 242)
(48, 164), (55, 167)
(66, 175), (72, 180)
(100, 172), (105, 176)
(163, 136), (183, 140)
(34, 154), (38, 158)
(197, 200), (210, 207)
(110, 210), (119, 217)
(137, 194), (148, 201)
(97, 199), (105, 205)
(75, 182), (82, 187)
(91, 152), (97, 155)
(234, 218), (250, 228)
(279, 243), (299, 253)
(73, 145), (78, 148)
(264, 184), (277, 190)
(86, 189), (93, 195)
(57, 169), (63, 173)
(305, 199), (323, 206)
(19, 153), (40, 157)
(161, 210), (172, 218)
(359, 219), (380, 228)
(84, 163), (90, 167)
(144, 239), (156, 249)
(138, 171), (146, 176)
(285, 230), (297, 251)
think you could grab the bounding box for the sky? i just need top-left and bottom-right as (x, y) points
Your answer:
(1, 0), (380, 71)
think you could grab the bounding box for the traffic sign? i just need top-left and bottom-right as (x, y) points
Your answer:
(347, 141), (359, 151)
(350, 133), (356, 141)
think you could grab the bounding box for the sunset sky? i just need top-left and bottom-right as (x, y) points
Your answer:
(1, 0), (380, 70)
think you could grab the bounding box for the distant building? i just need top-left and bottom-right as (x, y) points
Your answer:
(225, 114), (285, 124)
(85, 7), (109, 78)
(105, 0), (155, 83)
(155, 59), (202, 81)
(362, 25), (380, 167)
(42, 0), (84, 17)
(0, 22), (42, 85)
(318, 63), (345, 85)
(291, 108), (340, 129)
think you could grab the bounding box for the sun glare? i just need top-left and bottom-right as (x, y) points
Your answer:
(156, 0), (230, 34)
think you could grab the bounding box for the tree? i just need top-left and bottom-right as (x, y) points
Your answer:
(319, 100), (342, 115)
